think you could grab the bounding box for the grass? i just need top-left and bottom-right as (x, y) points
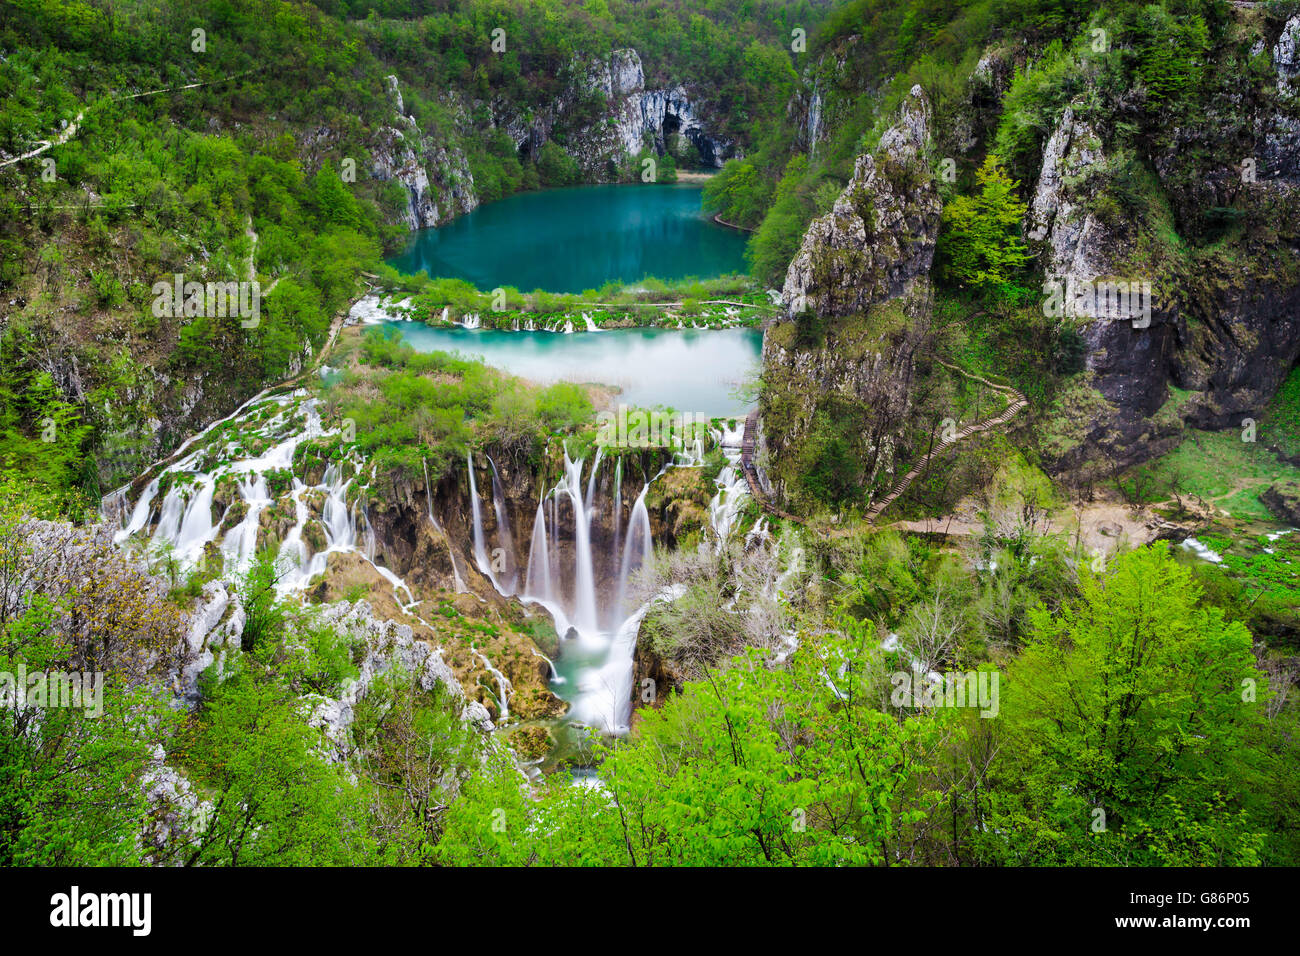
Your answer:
(1265, 366), (1300, 461)
(1122, 428), (1300, 520)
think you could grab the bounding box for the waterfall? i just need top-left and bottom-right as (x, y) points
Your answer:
(466, 451), (495, 587)
(151, 485), (184, 550)
(173, 477), (215, 565)
(561, 451), (599, 634)
(615, 484), (653, 621)
(509, 448), (679, 734)
(707, 423), (749, 551)
(473, 649), (512, 719)
(584, 446), (603, 515)
(488, 456), (518, 594)
(611, 457), (623, 577)
(220, 475), (269, 573)
(113, 392), (431, 621)
(320, 463), (354, 549)
(360, 503), (377, 562)
(275, 480), (311, 593)
(115, 478), (159, 544)
(523, 499), (552, 603)
(532, 647), (562, 683)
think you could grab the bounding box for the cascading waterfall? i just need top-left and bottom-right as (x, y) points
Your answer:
(220, 475), (270, 573)
(523, 499), (552, 604)
(151, 485), (185, 550)
(707, 422), (749, 551)
(114, 381), (754, 741)
(466, 451), (496, 589)
(584, 446), (603, 514)
(116, 395), (425, 614)
(615, 484), (653, 624)
(173, 477), (216, 566)
(320, 463), (355, 549)
(611, 457), (623, 572)
(488, 457), (518, 594)
(560, 450), (599, 635)
(115, 478), (159, 544)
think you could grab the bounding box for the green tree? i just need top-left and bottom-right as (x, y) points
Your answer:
(980, 545), (1271, 865)
(937, 156), (1032, 294)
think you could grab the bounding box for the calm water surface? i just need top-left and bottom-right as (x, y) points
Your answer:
(391, 322), (760, 417)
(385, 183), (748, 293)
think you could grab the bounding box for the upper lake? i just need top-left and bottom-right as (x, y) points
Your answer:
(385, 183), (749, 293)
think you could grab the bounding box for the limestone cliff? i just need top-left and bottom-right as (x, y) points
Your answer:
(761, 86), (943, 509)
(370, 76), (479, 230)
(1027, 15), (1300, 481)
(491, 48), (736, 179)
(781, 85), (940, 316)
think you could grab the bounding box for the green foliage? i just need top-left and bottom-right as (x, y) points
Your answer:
(535, 140), (581, 187)
(438, 628), (940, 866)
(338, 325), (593, 479)
(1131, 6), (1211, 107)
(937, 157), (1032, 294)
(702, 160), (773, 229)
(745, 154), (823, 287)
(173, 642), (376, 866)
(981, 546), (1270, 865)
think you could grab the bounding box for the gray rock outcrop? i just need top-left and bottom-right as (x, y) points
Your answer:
(781, 84), (941, 317)
(370, 75), (479, 229)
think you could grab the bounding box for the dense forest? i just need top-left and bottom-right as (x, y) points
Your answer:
(1, 0), (1298, 873)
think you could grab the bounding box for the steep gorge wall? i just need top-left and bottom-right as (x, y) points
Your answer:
(760, 12), (1300, 504)
(489, 48), (737, 179)
(1025, 15), (1300, 482)
(759, 86), (943, 509)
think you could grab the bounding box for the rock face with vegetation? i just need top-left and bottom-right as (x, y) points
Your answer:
(781, 85), (939, 317)
(370, 76), (480, 230)
(730, 4), (1300, 507)
(1009, 13), (1300, 483)
(495, 48), (736, 180)
(759, 86), (942, 509)
(1263, 479), (1300, 525)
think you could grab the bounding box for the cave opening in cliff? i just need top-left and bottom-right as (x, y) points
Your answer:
(661, 111), (682, 152)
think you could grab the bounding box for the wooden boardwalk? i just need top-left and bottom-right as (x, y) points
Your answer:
(738, 363), (1028, 532)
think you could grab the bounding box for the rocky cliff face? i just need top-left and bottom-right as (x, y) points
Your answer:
(762, 11), (1300, 497)
(492, 48), (736, 179)
(370, 76), (479, 230)
(760, 86), (943, 508)
(781, 86), (941, 317)
(788, 36), (867, 159)
(1027, 16), (1300, 481)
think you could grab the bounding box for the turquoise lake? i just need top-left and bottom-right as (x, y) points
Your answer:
(385, 183), (749, 293)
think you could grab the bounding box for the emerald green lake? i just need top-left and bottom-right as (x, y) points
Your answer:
(385, 183), (748, 293)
